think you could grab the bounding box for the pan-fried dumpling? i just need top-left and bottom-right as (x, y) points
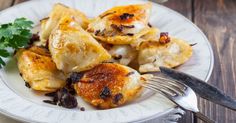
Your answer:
(40, 3), (89, 46)
(73, 63), (144, 109)
(87, 3), (158, 46)
(138, 37), (193, 73)
(49, 16), (111, 73)
(16, 46), (66, 92)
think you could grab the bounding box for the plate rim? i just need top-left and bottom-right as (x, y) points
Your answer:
(0, 0), (214, 123)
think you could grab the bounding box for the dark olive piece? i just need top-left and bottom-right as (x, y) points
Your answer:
(43, 100), (57, 105)
(80, 107), (85, 111)
(100, 86), (111, 99)
(59, 93), (78, 109)
(113, 93), (123, 104)
(67, 72), (84, 85)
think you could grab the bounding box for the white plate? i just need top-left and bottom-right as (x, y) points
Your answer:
(0, 0), (214, 122)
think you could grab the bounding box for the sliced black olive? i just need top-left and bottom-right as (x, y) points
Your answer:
(113, 93), (123, 104)
(59, 93), (78, 109)
(100, 86), (111, 99)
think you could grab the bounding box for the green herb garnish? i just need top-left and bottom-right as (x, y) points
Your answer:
(0, 18), (33, 68)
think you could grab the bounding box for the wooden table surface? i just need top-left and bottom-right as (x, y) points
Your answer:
(0, 0), (236, 123)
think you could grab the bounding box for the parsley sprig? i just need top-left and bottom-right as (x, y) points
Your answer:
(0, 18), (33, 68)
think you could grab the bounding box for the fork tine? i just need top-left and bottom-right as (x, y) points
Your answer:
(143, 83), (178, 97)
(150, 76), (186, 90)
(147, 80), (184, 95)
(141, 83), (176, 99)
(141, 84), (162, 93)
(147, 77), (186, 94)
(152, 76), (185, 87)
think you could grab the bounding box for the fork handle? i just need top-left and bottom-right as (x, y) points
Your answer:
(194, 112), (215, 123)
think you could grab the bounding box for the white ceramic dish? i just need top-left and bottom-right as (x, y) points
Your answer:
(0, 0), (214, 122)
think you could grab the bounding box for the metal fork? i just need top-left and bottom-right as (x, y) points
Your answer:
(141, 76), (215, 123)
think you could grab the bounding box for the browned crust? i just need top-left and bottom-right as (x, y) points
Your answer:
(74, 63), (131, 109)
(100, 4), (151, 25)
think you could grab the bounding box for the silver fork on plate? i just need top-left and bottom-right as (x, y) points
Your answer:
(142, 76), (215, 123)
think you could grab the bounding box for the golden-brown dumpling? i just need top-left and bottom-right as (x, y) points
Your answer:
(49, 16), (111, 73)
(16, 46), (66, 92)
(73, 63), (144, 109)
(87, 3), (158, 45)
(40, 3), (89, 45)
(138, 37), (193, 73)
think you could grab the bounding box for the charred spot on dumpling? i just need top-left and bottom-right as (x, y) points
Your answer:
(120, 13), (134, 20)
(100, 86), (111, 99)
(35, 56), (40, 60)
(113, 93), (123, 104)
(126, 33), (134, 36)
(120, 25), (135, 29)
